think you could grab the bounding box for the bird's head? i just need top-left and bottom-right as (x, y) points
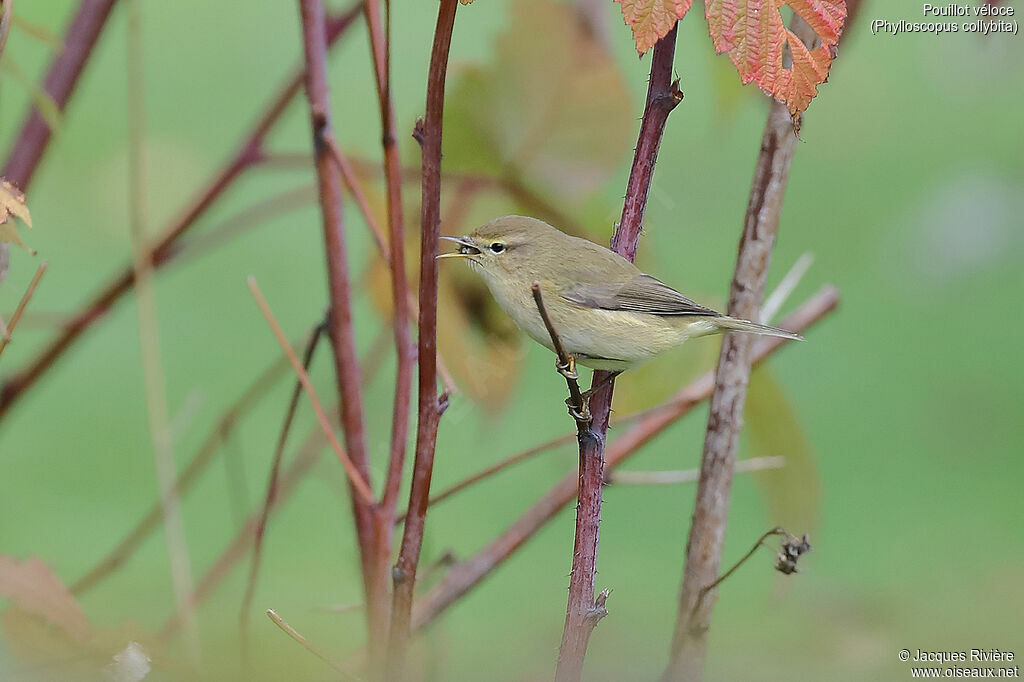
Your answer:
(438, 215), (561, 278)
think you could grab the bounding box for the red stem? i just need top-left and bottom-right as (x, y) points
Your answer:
(296, 0), (380, 649)
(555, 23), (682, 682)
(363, 0), (414, 670)
(0, 3), (364, 420)
(662, 17), (817, 681)
(411, 287), (839, 631)
(386, 0), (458, 675)
(2, 0), (118, 188)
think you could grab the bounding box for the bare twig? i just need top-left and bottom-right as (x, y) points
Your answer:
(297, 1), (381, 648)
(693, 527), (803, 612)
(395, 431), (576, 525)
(160, 422), (326, 639)
(0, 262), (47, 359)
(240, 321), (326, 630)
(531, 284), (589, 424)
(266, 609), (361, 680)
(411, 287), (838, 631)
(247, 277), (373, 504)
(556, 22), (683, 682)
(387, 0), (458, 675)
(322, 134), (461, 396)
(2, 0), (118, 187)
(0, 2), (365, 419)
(760, 253), (813, 324)
(662, 17), (820, 681)
(71, 355), (289, 594)
(126, 0), (198, 660)
(607, 456), (786, 486)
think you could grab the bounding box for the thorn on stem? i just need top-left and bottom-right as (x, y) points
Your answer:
(412, 117), (426, 145)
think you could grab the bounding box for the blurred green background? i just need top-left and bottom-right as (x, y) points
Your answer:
(1, 0), (1022, 680)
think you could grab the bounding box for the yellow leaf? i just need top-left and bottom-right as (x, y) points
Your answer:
(0, 177), (36, 255)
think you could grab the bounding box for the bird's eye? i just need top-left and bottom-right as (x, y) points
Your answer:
(489, 242), (505, 253)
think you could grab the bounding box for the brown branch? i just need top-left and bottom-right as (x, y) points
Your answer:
(363, 0), (414, 670)
(297, 0), (382, 652)
(322, 135), (457, 395)
(662, 18), (818, 681)
(531, 284), (590, 425)
(248, 278), (373, 504)
(159, 420), (326, 640)
(0, 262), (47, 359)
(411, 286), (838, 631)
(2, 0), (118, 187)
(386, 0), (458, 675)
(0, 2), (365, 420)
(160, 327), (391, 640)
(555, 23), (683, 682)
(240, 321), (326, 631)
(395, 431), (576, 525)
(71, 353), (289, 595)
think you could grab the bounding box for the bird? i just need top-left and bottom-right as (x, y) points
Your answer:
(439, 215), (801, 374)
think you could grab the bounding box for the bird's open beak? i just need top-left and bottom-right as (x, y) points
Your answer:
(437, 236), (480, 259)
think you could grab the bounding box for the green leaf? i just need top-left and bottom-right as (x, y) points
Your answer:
(444, 0), (633, 205)
(744, 366), (820, 532)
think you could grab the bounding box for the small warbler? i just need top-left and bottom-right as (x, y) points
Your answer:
(439, 215), (801, 372)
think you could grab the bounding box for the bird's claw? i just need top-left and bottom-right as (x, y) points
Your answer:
(556, 356), (578, 382)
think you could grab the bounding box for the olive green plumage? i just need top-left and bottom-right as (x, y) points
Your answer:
(440, 215), (800, 371)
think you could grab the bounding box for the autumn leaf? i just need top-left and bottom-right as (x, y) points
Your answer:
(0, 555), (91, 643)
(0, 177), (36, 255)
(706, 0), (846, 117)
(615, 0), (694, 55)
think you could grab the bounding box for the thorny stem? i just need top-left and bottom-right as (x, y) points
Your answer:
(387, 0), (458, 676)
(410, 286), (838, 632)
(556, 22), (682, 682)
(662, 16), (819, 682)
(0, 2), (365, 420)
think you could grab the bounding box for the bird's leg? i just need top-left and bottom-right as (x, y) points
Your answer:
(555, 356), (591, 422)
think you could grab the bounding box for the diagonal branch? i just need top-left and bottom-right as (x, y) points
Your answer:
(410, 286), (838, 630)
(662, 16), (820, 681)
(248, 277), (373, 505)
(386, 0), (458, 676)
(0, 2), (365, 420)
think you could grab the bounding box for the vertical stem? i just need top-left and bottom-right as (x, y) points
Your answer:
(125, 0), (199, 660)
(662, 18), (816, 680)
(554, 23), (681, 682)
(296, 0), (380, 651)
(364, 0), (414, 670)
(387, 0), (458, 676)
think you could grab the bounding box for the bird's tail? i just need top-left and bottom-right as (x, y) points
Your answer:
(711, 316), (803, 341)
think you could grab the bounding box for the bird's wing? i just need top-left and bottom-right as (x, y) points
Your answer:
(560, 274), (721, 317)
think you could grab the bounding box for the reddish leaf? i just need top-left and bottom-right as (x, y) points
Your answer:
(615, 0), (694, 54)
(0, 555), (91, 643)
(706, 0), (846, 117)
